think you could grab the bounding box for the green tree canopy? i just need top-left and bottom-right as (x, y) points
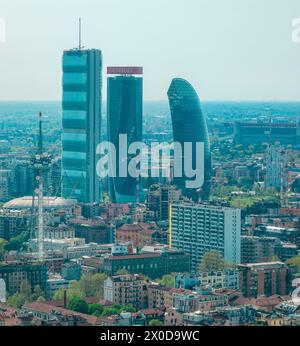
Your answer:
(287, 255), (300, 274)
(115, 269), (129, 275)
(156, 274), (174, 288)
(4, 232), (29, 252)
(88, 303), (103, 316)
(198, 251), (233, 272)
(67, 296), (89, 314)
(149, 319), (163, 326)
(79, 273), (107, 298)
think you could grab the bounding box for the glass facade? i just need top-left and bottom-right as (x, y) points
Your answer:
(167, 78), (211, 201)
(107, 75), (143, 203)
(62, 49), (102, 203)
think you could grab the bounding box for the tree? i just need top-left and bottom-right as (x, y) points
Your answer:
(4, 232), (29, 252)
(36, 296), (46, 302)
(32, 285), (45, 301)
(149, 319), (163, 326)
(122, 305), (136, 313)
(68, 296), (89, 314)
(198, 251), (231, 272)
(156, 274), (174, 288)
(115, 269), (129, 275)
(19, 279), (31, 299)
(79, 273), (107, 298)
(79, 274), (96, 297)
(291, 177), (300, 193)
(88, 303), (103, 316)
(53, 281), (84, 301)
(287, 255), (300, 273)
(7, 293), (26, 308)
(0, 238), (7, 261)
(101, 307), (120, 316)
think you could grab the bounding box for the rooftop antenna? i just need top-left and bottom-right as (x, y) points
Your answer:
(78, 17), (82, 50)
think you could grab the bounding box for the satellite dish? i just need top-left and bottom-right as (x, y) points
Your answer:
(0, 279), (6, 303)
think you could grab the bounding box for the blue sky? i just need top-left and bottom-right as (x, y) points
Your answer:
(1, 0), (300, 101)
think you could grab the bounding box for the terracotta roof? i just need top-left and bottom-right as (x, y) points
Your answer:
(139, 308), (164, 316)
(118, 223), (157, 233)
(23, 302), (100, 325)
(234, 295), (290, 309)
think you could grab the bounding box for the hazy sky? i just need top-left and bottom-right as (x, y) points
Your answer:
(1, 0), (300, 101)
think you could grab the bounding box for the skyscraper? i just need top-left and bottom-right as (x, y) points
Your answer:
(265, 146), (287, 191)
(167, 78), (211, 202)
(62, 49), (102, 203)
(107, 67), (143, 203)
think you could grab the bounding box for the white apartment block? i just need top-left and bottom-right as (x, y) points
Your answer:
(170, 203), (241, 271)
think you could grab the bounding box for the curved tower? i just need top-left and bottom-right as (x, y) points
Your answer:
(167, 78), (211, 201)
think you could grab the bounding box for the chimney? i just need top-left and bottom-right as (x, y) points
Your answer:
(63, 290), (67, 308)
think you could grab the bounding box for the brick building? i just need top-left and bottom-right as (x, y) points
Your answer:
(116, 223), (158, 247)
(238, 262), (292, 298)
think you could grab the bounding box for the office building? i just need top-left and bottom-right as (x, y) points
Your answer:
(170, 203), (241, 271)
(68, 218), (115, 244)
(147, 184), (182, 221)
(107, 67), (143, 203)
(103, 249), (191, 279)
(62, 49), (102, 203)
(167, 78), (211, 201)
(0, 261), (47, 295)
(241, 236), (277, 264)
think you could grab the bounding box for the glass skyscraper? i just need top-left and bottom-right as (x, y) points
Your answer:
(107, 74), (143, 203)
(62, 49), (102, 203)
(167, 78), (211, 201)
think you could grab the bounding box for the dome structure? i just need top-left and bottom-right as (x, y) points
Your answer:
(3, 196), (76, 210)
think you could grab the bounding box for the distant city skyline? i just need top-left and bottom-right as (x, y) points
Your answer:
(0, 0), (300, 101)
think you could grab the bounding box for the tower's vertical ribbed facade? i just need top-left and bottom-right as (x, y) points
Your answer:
(62, 49), (102, 203)
(107, 75), (143, 203)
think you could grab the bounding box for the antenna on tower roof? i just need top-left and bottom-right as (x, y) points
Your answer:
(79, 17), (82, 50)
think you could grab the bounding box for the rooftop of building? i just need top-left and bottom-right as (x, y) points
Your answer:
(238, 261), (287, 269)
(23, 302), (99, 325)
(117, 223), (158, 232)
(108, 274), (146, 282)
(172, 202), (240, 212)
(68, 218), (107, 227)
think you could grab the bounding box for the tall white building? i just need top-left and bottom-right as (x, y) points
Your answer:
(170, 203), (241, 271)
(265, 146), (287, 191)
